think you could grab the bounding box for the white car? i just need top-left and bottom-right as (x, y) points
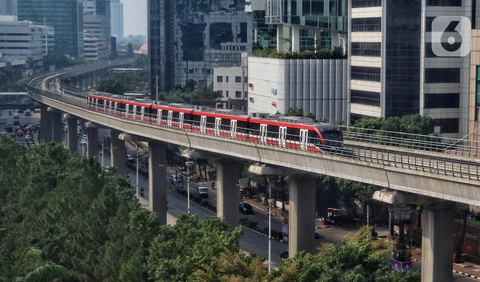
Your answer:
(80, 137), (87, 145)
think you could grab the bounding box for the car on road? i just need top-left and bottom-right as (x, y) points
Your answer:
(126, 154), (135, 163)
(239, 202), (254, 214)
(174, 180), (185, 189)
(195, 186), (209, 198)
(0, 119), (5, 124)
(25, 111), (31, 116)
(169, 175), (183, 185)
(80, 137), (87, 145)
(5, 126), (12, 132)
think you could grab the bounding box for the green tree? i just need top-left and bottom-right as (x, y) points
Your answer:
(0, 247), (68, 282)
(94, 78), (127, 94)
(147, 214), (242, 282)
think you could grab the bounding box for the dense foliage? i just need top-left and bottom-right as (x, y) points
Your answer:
(0, 137), (418, 281)
(253, 47), (345, 59)
(158, 83), (221, 106)
(43, 54), (86, 72)
(94, 70), (149, 94)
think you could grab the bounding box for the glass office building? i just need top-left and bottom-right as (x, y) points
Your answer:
(348, 0), (471, 137)
(148, 0), (251, 95)
(18, 0), (84, 58)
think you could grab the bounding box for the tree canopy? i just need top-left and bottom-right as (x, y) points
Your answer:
(94, 70), (149, 94)
(0, 136), (419, 281)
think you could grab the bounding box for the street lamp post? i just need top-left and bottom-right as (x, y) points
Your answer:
(136, 144), (139, 196)
(268, 182), (272, 273)
(186, 161), (194, 214)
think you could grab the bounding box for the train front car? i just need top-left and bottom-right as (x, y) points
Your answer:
(315, 125), (344, 151)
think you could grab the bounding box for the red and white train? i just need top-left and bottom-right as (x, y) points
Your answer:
(86, 93), (344, 153)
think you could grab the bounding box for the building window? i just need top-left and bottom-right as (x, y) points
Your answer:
(235, 91), (242, 98)
(351, 90), (381, 106)
(235, 76), (242, 83)
(352, 0), (381, 8)
(245, 77), (248, 83)
(424, 68), (460, 83)
(426, 0), (461, 6)
(351, 42), (381, 57)
(225, 91), (229, 97)
(434, 118), (459, 133)
(424, 93), (460, 108)
(245, 92), (248, 98)
(351, 18), (381, 32)
(351, 66), (381, 82)
(217, 90), (223, 97)
(226, 76), (229, 82)
(217, 76), (223, 82)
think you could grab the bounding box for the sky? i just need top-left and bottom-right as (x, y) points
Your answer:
(121, 0), (147, 37)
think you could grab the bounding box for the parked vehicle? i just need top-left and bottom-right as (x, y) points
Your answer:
(169, 175), (184, 185)
(280, 250), (289, 261)
(239, 202), (254, 214)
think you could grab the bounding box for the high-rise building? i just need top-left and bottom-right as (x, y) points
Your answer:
(83, 14), (109, 60)
(0, 0), (16, 15)
(148, 0), (252, 97)
(348, 0), (472, 137)
(0, 15), (43, 62)
(110, 0), (123, 39)
(17, 0), (84, 58)
(83, 0), (96, 14)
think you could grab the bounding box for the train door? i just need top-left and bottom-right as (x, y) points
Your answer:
(157, 109), (162, 125)
(300, 129), (308, 151)
(103, 100), (107, 112)
(260, 124), (267, 144)
(93, 98), (98, 110)
(113, 102), (117, 115)
(215, 118), (221, 136)
(133, 105), (137, 120)
(167, 111), (173, 127)
(200, 116), (207, 134)
(279, 126), (287, 147)
(179, 112), (184, 129)
(230, 120), (237, 138)
(140, 107), (145, 121)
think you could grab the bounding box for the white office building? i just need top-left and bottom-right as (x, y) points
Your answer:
(0, 15), (43, 62)
(110, 0), (123, 39)
(83, 14), (109, 60)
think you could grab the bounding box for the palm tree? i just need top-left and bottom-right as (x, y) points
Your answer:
(0, 247), (68, 282)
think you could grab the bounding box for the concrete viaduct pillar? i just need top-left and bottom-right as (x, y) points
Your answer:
(289, 175), (316, 256)
(216, 159), (242, 228)
(373, 191), (456, 282)
(110, 130), (126, 176)
(49, 109), (63, 144)
(66, 114), (77, 153)
(422, 202), (456, 282)
(39, 104), (52, 142)
(148, 141), (168, 225)
(86, 126), (98, 158)
(247, 164), (317, 257)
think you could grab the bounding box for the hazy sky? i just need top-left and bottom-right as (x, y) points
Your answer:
(122, 0), (147, 37)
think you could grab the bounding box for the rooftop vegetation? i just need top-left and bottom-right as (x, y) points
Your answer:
(253, 46), (346, 59)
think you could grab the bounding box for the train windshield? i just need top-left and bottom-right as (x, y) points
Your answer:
(322, 131), (342, 142)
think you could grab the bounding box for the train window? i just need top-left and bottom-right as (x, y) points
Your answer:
(249, 123), (261, 136)
(267, 125), (279, 138)
(172, 111), (180, 122)
(308, 131), (320, 144)
(192, 114), (201, 126)
(237, 121), (248, 133)
(206, 116), (215, 128)
(287, 128), (301, 141)
(221, 118), (231, 131)
(323, 131), (343, 141)
(184, 113), (193, 123)
(161, 110), (169, 118)
(136, 105), (142, 116)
